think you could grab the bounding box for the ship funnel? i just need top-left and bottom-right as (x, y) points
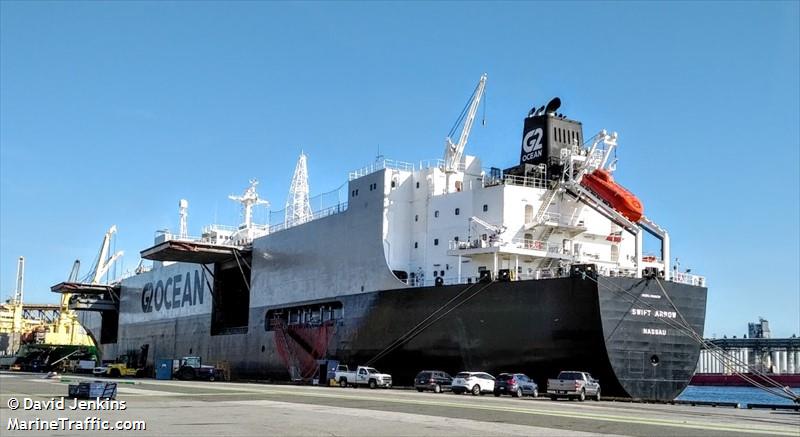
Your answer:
(544, 97), (561, 115)
(519, 97), (584, 171)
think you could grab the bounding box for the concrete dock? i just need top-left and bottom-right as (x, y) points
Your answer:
(1, 372), (797, 436)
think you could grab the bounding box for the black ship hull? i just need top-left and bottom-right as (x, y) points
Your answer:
(97, 274), (706, 401)
(334, 275), (706, 400)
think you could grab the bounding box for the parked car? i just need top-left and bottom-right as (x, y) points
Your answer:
(494, 373), (539, 398)
(547, 371), (601, 401)
(335, 365), (392, 388)
(451, 371), (495, 395)
(414, 370), (453, 393)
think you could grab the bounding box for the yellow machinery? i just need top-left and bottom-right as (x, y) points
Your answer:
(0, 257), (94, 357)
(104, 355), (144, 378)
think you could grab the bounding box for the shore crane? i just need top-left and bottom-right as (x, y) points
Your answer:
(443, 74), (487, 193)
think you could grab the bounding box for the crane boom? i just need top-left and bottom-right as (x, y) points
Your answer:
(443, 74), (487, 189)
(469, 216), (505, 235)
(91, 225), (123, 284)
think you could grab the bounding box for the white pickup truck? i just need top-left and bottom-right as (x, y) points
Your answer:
(334, 365), (392, 389)
(547, 371), (601, 401)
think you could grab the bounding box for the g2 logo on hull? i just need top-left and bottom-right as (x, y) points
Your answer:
(141, 270), (206, 313)
(521, 127), (543, 162)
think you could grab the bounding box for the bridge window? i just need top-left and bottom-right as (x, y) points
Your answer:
(455, 208), (460, 215)
(434, 238), (439, 246)
(415, 214), (418, 222)
(483, 204), (488, 212)
(414, 242), (418, 249)
(434, 210), (439, 218)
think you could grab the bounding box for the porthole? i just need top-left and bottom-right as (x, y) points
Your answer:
(650, 355), (660, 366)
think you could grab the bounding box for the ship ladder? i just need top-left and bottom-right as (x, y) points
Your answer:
(532, 187), (560, 225)
(537, 228), (555, 248)
(366, 279), (496, 367)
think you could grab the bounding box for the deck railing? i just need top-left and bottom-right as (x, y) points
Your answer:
(348, 159), (415, 180)
(672, 271), (707, 287)
(269, 201), (349, 233)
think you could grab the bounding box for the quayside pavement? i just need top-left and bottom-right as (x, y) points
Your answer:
(0, 371), (797, 436)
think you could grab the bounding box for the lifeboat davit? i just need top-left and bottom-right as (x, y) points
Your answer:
(580, 169), (644, 222)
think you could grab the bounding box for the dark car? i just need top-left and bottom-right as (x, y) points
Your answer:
(414, 370), (453, 393)
(494, 373), (538, 398)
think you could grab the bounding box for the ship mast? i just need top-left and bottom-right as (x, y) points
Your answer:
(229, 179), (269, 230)
(285, 152), (313, 227)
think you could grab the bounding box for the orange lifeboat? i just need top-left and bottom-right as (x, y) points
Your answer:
(579, 169), (643, 222)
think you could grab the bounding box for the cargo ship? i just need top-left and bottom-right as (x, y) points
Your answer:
(53, 75), (708, 401)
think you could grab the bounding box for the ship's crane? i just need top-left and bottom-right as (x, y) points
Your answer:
(443, 74), (487, 193)
(67, 260), (80, 282)
(91, 225), (124, 284)
(571, 129), (618, 184)
(468, 216), (506, 246)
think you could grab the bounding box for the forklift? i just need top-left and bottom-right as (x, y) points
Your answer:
(103, 345), (148, 378)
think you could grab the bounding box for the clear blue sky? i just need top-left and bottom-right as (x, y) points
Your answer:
(1, 2), (798, 337)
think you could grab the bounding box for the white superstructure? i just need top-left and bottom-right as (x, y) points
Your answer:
(150, 76), (704, 290)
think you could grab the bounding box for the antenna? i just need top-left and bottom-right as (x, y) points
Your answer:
(285, 152), (313, 227)
(178, 199), (189, 239)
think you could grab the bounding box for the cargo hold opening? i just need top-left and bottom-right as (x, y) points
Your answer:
(100, 311), (119, 344)
(210, 258), (251, 335)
